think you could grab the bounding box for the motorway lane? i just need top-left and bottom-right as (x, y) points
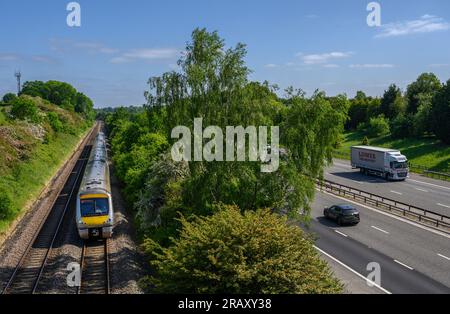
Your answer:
(303, 191), (450, 292)
(325, 159), (450, 216)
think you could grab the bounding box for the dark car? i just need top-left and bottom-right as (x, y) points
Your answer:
(323, 204), (360, 225)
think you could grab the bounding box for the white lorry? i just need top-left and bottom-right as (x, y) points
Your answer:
(350, 146), (409, 181)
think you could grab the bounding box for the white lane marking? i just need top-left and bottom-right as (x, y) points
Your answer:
(352, 180), (364, 185)
(408, 179), (450, 191)
(437, 253), (450, 261)
(314, 245), (391, 294)
(394, 259), (414, 270)
(415, 188), (428, 193)
(335, 230), (348, 237)
(437, 203), (450, 209)
(390, 190), (403, 195)
(371, 226), (390, 234)
(317, 189), (450, 239)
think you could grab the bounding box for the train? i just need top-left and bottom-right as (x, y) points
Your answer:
(76, 132), (114, 239)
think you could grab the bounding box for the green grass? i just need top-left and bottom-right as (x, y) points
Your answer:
(0, 129), (89, 233)
(335, 131), (450, 173)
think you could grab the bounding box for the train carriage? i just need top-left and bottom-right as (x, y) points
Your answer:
(76, 132), (114, 239)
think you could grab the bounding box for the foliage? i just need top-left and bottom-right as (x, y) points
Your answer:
(390, 114), (414, 139)
(10, 96), (40, 122)
(362, 136), (369, 145)
(0, 190), (14, 220)
(406, 73), (442, 114)
(2, 93), (17, 104)
(21, 80), (94, 118)
(366, 115), (390, 137)
(431, 80), (450, 144)
(380, 84), (405, 120)
(146, 205), (343, 294)
(47, 112), (63, 132)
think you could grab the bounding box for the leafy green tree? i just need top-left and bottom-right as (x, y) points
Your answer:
(406, 73), (441, 114)
(20, 81), (49, 98)
(10, 96), (40, 122)
(380, 84), (405, 120)
(347, 91), (370, 130)
(362, 136), (369, 145)
(45, 80), (77, 108)
(146, 205), (343, 294)
(366, 115), (390, 137)
(390, 114), (414, 139)
(2, 93), (17, 104)
(431, 80), (450, 144)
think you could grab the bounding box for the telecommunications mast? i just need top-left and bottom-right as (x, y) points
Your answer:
(15, 71), (21, 95)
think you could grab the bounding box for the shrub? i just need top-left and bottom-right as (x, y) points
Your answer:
(362, 136), (369, 145)
(2, 93), (17, 104)
(366, 115), (390, 137)
(147, 205), (343, 294)
(10, 97), (40, 122)
(47, 112), (63, 132)
(0, 190), (14, 220)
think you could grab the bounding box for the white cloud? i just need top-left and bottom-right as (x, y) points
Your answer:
(264, 63), (278, 68)
(429, 63), (450, 68)
(0, 53), (20, 61)
(50, 39), (118, 54)
(305, 14), (319, 19)
(376, 15), (450, 38)
(322, 64), (340, 68)
(349, 64), (395, 68)
(111, 48), (180, 63)
(297, 52), (352, 65)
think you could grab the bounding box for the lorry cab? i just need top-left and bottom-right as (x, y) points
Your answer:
(386, 152), (408, 180)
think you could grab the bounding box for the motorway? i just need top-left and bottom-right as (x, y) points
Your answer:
(302, 159), (450, 293)
(307, 192), (450, 293)
(325, 159), (450, 216)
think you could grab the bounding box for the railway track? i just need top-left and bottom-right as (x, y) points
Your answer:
(78, 239), (110, 294)
(2, 129), (96, 295)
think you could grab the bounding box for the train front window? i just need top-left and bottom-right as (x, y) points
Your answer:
(81, 198), (109, 217)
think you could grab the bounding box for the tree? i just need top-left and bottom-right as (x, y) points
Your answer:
(380, 84), (405, 120)
(20, 81), (48, 98)
(146, 205), (343, 294)
(2, 93), (17, 104)
(45, 80), (77, 108)
(347, 91), (370, 130)
(366, 115), (390, 137)
(431, 80), (450, 144)
(10, 96), (39, 122)
(406, 73), (441, 114)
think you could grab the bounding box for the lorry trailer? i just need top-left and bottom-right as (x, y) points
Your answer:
(350, 146), (409, 181)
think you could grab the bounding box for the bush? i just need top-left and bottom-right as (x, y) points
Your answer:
(10, 97), (40, 122)
(366, 115), (390, 137)
(2, 93), (17, 104)
(147, 205), (343, 294)
(0, 191), (14, 220)
(362, 136), (369, 145)
(47, 112), (63, 132)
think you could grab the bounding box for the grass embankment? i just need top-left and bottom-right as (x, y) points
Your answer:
(334, 131), (450, 173)
(0, 97), (91, 234)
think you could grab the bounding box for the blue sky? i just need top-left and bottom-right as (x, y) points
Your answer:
(0, 0), (449, 107)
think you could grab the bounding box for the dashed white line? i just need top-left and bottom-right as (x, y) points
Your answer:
(437, 253), (450, 261)
(352, 180), (364, 185)
(371, 226), (390, 234)
(394, 259), (414, 270)
(313, 245), (391, 294)
(317, 188), (450, 239)
(415, 188), (428, 192)
(437, 203), (450, 209)
(334, 230), (348, 237)
(390, 190), (403, 195)
(408, 179), (450, 191)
